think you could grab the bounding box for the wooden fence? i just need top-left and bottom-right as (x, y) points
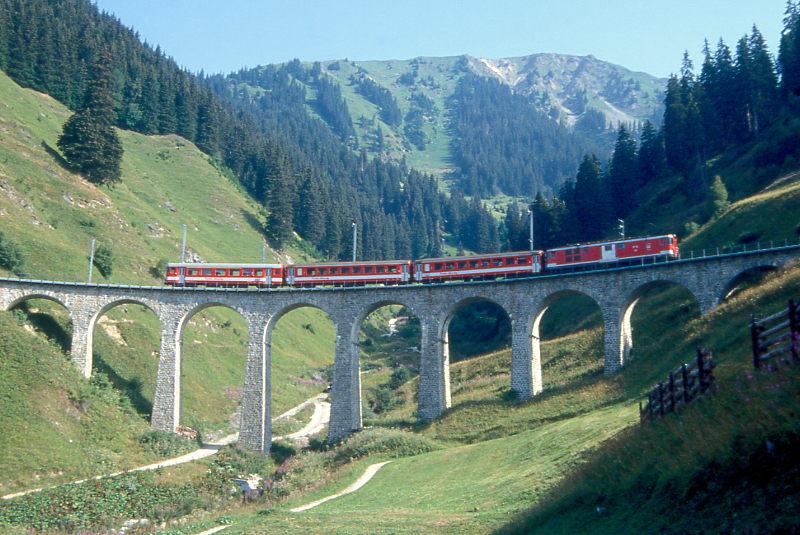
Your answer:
(750, 299), (800, 368)
(639, 349), (716, 424)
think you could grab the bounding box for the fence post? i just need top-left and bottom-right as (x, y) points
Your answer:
(668, 372), (675, 413)
(751, 314), (762, 369)
(681, 363), (690, 403)
(789, 299), (799, 362)
(697, 348), (707, 392)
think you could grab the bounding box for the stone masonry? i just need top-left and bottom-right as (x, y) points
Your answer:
(0, 246), (797, 452)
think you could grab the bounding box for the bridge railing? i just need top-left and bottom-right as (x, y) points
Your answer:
(751, 299), (800, 369)
(639, 348), (716, 424)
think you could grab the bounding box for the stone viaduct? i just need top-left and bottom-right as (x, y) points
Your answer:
(0, 245), (797, 452)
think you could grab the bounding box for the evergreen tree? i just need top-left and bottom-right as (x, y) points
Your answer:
(296, 175), (325, 244)
(637, 120), (666, 186)
(747, 26), (780, 130)
(504, 202), (528, 251)
(608, 124), (638, 218)
(779, 1), (800, 100)
(571, 154), (608, 241)
(264, 158), (295, 248)
(707, 175), (730, 219)
(57, 50), (123, 185)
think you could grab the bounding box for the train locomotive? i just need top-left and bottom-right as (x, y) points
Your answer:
(165, 234), (678, 288)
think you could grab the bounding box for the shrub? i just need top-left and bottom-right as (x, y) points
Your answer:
(138, 430), (199, 456)
(149, 257), (169, 279)
(389, 367), (412, 389)
(93, 244), (113, 278)
(0, 232), (24, 274)
(333, 428), (441, 463)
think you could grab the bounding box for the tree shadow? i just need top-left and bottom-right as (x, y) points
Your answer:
(92, 353), (153, 417)
(40, 140), (72, 172)
(13, 303), (72, 353)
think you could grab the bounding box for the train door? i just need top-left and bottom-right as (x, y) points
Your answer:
(533, 255), (541, 273)
(266, 268), (273, 288)
(286, 267), (295, 286)
(179, 266), (186, 285)
(402, 264), (410, 282)
(601, 244), (616, 262)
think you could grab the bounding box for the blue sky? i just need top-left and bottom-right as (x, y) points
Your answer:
(94, 0), (786, 77)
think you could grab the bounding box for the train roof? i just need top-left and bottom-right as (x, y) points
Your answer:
(290, 259), (412, 268)
(546, 234), (677, 252)
(415, 250), (544, 263)
(167, 262), (283, 268)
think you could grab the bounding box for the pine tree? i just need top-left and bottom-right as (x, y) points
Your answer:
(264, 159), (295, 248)
(637, 120), (666, 186)
(57, 50), (123, 185)
(296, 175), (325, 243)
(779, 0), (800, 100)
(608, 124), (638, 218)
(707, 175), (729, 219)
(748, 26), (780, 130)
(572, 155), (608, 241)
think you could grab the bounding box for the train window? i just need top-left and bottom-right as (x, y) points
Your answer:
(331, 268), (339, 274)
(423, 264), (430, 272)
(446, 263), (454, 270)
(377, 266), (385, 273)
(493, 259), (502, 266)
(242, 269), (252, 276)
(353, 267), (361, 274)
(505, 258), (514, 265)
(215, 269), (225, 276)
(661, 238), (668, 245)
(434, 263), (443, 270)
(365, 266), (373, 273)
(470, 261), (479, 267)
(188, 269), (199, 276)
(604, 245), (612, 251)
(256, 269), (264, 276)
(318, 268), (327, 275)
(389, 266), (398, 273)
(459, 261), (467, 268)
(308, 268), (315, 275)
(341, 267), (350, 274)
(230, 269), (239, 276)
(295, 268), (302, 276)
(617, 243), (626, 250)
(482, 260), (489, 267)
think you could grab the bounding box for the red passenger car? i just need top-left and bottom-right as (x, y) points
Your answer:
(413, 251), (543, 282)
(165, 263), (283, 287)
(285, 260), (412, 287)
(544, 235), (679, 269)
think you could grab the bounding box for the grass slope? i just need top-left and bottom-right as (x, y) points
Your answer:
(0, 69), (334, 489)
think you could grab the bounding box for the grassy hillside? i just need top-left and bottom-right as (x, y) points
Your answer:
(0, 69), (335, 491)
(0, 310), (160, 495)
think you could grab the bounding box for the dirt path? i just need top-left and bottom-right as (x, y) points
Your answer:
(289, 461), (392, 513)
(1, 393), (330, 501)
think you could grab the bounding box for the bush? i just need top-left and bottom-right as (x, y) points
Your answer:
(139, 430), (199, 456)
(149, 257), (169, 279)
(93, 244), (113, 278)
(333, 428), (441, 463)
(0, 232), (24, 274)
(371, 385), (399, 414)
(389, 367), (412, 389)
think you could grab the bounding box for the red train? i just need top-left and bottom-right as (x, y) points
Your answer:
(164, 234), (678, 288)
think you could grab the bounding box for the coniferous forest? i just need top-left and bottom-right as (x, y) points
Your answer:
(0, 0), (492, 259)
(504, 12), (800, 251)
(2, 0), (799, 259)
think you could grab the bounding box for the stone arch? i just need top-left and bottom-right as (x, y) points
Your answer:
(720, 265), (779, 302)
(352, 299), (423, 421)
(523, 289), (604, 392)
(6, 292), (73, 354)
(88, 298), (164, 418)
(435, 295), (513, 415)
(174, 301), (253, 435)
(6, 292), (70, 313)
(619, 279), (701, 365)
